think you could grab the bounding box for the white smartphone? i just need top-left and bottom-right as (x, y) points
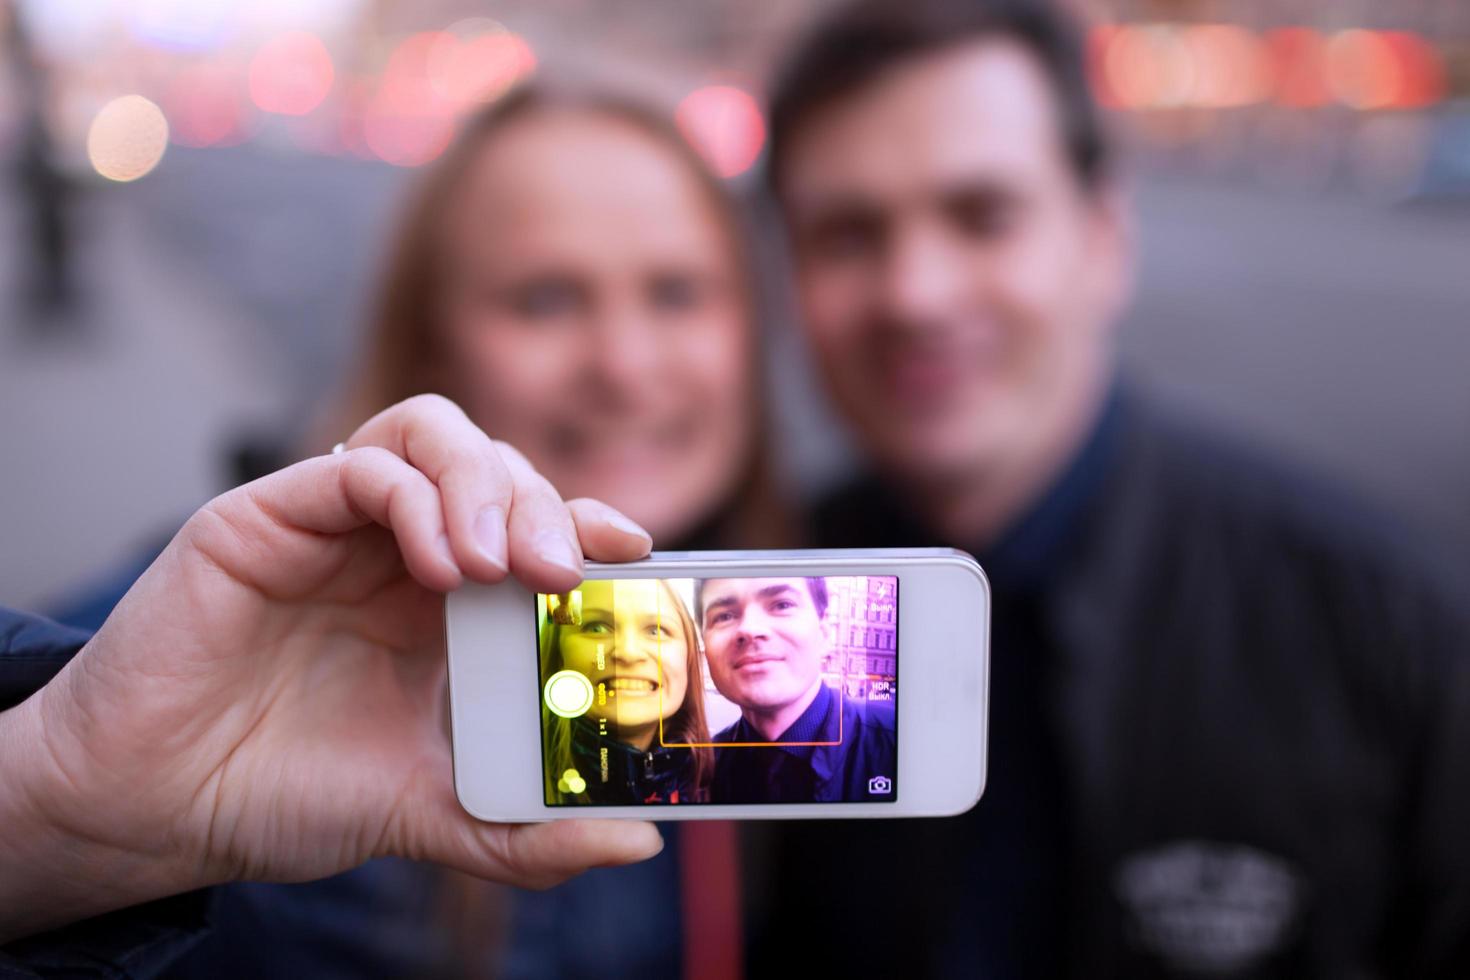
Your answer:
(445, 548), (989, 821)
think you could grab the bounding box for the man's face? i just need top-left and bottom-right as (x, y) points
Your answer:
(700, 578), (828, 712)
(780, 39), (1132, 487)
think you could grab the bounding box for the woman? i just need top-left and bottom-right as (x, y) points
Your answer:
(541, 579), (713, 805)
(174, 83), (776, 979)
(52, 79), (775, 979)
(321, 82), (774, 979)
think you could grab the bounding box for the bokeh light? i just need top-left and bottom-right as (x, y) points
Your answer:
(249, 31), (335, 116)
(1101, 25), (1195, 109)
(87, 94), (170, 182)
(1325, 30), (1403, 110)
(1267, 27), (1331, 108)
(164, 62), (253, 148)
(1086, 26), (1121, 108)
(675, 85), (765, 179)
(1184, 24), (1270, 108)
(1381, 32), (1446, 108)
(363, 31), (458, 167)
(428, 22), (537, 107)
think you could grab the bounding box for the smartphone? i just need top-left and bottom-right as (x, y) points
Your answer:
(446, 548), (989, 821)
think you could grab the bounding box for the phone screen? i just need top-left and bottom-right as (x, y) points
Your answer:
(536, 575), (898, 806)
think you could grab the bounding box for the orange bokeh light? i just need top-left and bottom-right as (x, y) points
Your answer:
(1325, 30), (1403, 110)
(1102, 25), (1195, 109)
(675, 84), (766, 178)
(1091, 23), (1443, 114)
(249, 31), (334, 116)
(1184, 24), (1270, 108)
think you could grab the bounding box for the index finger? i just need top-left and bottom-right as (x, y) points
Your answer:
(347, 395), (515, 583)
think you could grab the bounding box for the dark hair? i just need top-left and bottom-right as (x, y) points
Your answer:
(694, 577), (830, 623)
(766, 0), (1109, 194)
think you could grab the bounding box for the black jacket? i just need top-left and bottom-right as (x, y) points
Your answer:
(751, 389), (1470, 978)
(710, 680), (897, 803)
(569, 717), (700, 804)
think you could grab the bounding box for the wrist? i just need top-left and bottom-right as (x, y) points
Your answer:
(0, 672), (198, 943)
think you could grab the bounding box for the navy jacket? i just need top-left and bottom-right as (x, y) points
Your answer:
(0, 610), (216, 979)
(751, 387), (1470, 978)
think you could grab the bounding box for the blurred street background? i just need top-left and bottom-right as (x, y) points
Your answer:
(3, 0), (1468, 608)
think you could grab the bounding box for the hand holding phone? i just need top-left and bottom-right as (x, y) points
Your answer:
(0, 396), (665, 943)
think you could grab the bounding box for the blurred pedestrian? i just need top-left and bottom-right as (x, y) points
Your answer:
(5, 3), (79, 324)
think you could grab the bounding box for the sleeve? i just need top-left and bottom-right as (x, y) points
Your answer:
(0, 893), (213, 980)
(0, 607), (91, 710)
(1388, 565), (1470, 977)
(0, 608), (216, 977)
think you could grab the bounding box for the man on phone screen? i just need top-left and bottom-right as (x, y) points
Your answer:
(696, 576), (896, 803)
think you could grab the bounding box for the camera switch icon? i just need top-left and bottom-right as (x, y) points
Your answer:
(867, 775), (892, 795)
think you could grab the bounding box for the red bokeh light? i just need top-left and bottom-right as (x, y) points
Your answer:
(1382, 32), (1446, 108)
(364, 32), (458, 167)
(1086, 26), (1122, 108)
(249, 31), (334, 116)
(164, 62), (252, 148)
(675, 85), (765, 179)
(1325, 30), (1403, 110)
(1267, 27), (1330, 108)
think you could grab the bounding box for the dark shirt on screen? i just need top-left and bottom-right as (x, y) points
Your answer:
(710, 680), (897, 804)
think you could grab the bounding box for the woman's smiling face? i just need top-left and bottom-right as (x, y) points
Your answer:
(557, 579), (690, 748)
(438, 109), (753, 544)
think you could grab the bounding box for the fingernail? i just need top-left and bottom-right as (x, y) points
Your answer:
(533, 530), (582, 573)
(601, 505), (651, 542)
(631, 823), (665, 858)
(474, 506), (508, 572)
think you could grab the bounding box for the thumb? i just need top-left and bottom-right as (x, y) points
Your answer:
(402, 788), (665, 889)
(490, 820), (667, 888)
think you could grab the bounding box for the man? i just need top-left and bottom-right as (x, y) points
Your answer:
(0, 395), (664, 972)
(749, 0), (1470, 977)
(696, 576), (895, 802)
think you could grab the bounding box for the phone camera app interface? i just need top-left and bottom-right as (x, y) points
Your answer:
(536, 575), (898, 806)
